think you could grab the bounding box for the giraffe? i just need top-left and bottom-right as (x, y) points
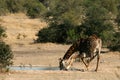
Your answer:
(59, 34), (102, 71)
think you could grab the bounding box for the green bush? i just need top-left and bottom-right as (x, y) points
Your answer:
(24, 0), (47, 18)
(0, 25), (7, 38)
(6, 0), (25, 13)
(108, 32), (120, 51)
(109, 45), (120, 52)
(36, 23), (70, 43)
(0, 0), (8, 16)
(0, 41), (13, 72)
(0, 0), (47, 18)
(36, 21), (88, 44)
(0, 26), (13, 72)
(66, 29), (78, 43)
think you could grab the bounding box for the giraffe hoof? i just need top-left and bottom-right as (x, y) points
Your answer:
(64, 69), (68, 71)
(81, 69), (85, 72)
(95, 69), (98, 72)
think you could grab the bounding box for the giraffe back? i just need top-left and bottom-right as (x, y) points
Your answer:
(78, 34), (101, 57)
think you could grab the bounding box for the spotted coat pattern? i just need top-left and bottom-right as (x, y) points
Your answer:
(59, 34), (102, 71)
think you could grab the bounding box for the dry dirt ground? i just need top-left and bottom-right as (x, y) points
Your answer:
(0, 13), (120, 80)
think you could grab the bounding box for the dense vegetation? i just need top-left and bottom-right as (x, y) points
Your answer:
(0, 0), (46, 18)
(38, 0), (120, 51)
(0, 25), (13, 72)
(0, 0), (120, 51)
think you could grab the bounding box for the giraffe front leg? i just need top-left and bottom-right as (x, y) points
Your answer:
(81, 58), (89, 71)
(66, 58), (75, 70)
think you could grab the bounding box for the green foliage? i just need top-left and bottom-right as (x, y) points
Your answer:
(45, 0), (84, 26)
(6, 0), (25, 13)
(0, 0), (47, 18)
(0, 26), (13, 72)
(0, 0), (8, 15)
(37, 23), (71, 43)
(100, 0), (119, 14)
(108, 32), (120, 51)
(0, 41), (13, 72)
(37, 0), (87, 43)
(116, 4), (120, 26)
(24, 0), (47, 18)
(109, 45), (120, 52)
(37, 0), (118, 45)
(80, 2), (115, 46)
(0, 26), (13, 71)
(0, 25), (7, 38)
(67, 29), (79, 43)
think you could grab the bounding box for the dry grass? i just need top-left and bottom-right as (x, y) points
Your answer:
(0, 13), (47, 45)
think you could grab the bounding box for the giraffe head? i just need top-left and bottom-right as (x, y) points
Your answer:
(59, 58), (68, 70)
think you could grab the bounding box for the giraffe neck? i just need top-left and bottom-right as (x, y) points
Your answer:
(63, 39), (80, 60)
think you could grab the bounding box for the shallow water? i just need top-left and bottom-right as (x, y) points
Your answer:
(9, 66), (60, 71)
(9, 66), (85, 71)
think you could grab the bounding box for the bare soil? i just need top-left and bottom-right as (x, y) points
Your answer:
(0, 13), (120, 80)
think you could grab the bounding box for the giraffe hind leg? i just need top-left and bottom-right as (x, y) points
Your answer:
(95, 54), (100, 71)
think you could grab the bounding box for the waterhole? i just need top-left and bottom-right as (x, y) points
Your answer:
(9, 66), (59, 71)
(9, 66), (84, 71)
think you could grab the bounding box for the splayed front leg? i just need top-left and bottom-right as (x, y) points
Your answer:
(63, 53), (79, 70)
(81, 58), (89, 71)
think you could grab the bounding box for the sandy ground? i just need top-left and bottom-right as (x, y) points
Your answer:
(0, 13), (120, 80)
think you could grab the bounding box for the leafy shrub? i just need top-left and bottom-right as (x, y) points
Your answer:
(109, 45), (120, 52)
(0, 0), (8, 16)
(6, 0), (25, 13)
(66, 29), (79, 43)
(108, 32), (120, 51)
(36, 22), (87, 44)
(0, 0), (47, 18)
(79, 19), (115, 46)
(24, 0), (47, 18)
(36, 23), (70, 43)
(0, 25), (13, 72)
(0, 25), (7, 38)
(0, 41), (13, 72)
